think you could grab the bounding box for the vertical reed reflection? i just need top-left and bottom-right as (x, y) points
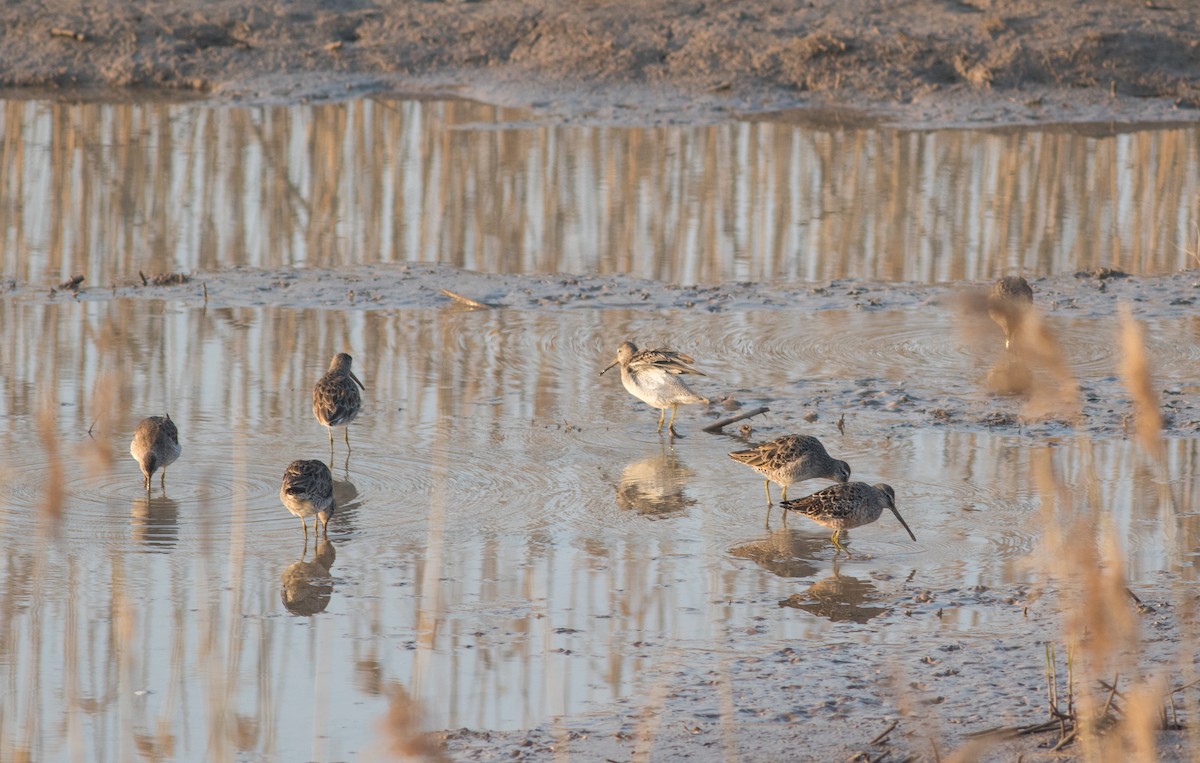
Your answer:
(2, 98), (1198, 284)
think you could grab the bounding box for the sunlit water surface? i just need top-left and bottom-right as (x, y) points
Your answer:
(1, 97), (1198, 761)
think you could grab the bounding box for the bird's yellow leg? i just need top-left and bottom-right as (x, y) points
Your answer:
(161, 468), (167, 488)
(831, 529), (850, 557)
(763, 479), (773, 506)
(301, 516), (310, 537)
(656, 408), (666, 432)
(344, 427), (351, 448)
(668, 404), (679, 430)
(781, 484), (788, 502)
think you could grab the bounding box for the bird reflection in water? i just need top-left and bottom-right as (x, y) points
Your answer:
(615, 446), (695, 517)
(727, 527), (825, 579)
(130, 495), (180, 549)
(280, 538), (336, 616)
(779, 559), (889, 623)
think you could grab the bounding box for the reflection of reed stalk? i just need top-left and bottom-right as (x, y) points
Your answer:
(6, 100), (1200, 283)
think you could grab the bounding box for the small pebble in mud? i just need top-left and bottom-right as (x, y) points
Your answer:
(802, 411), (818, 422)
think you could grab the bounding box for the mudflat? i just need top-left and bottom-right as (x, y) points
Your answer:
(2, 0), (1198, 126)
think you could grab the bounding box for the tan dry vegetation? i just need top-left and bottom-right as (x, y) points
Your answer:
(1118, 304), (1165, 461)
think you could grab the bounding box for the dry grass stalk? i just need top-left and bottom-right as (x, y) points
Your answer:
(375, 683), (450, 762)
(1012, 309), (1081, 422)
(1116, 305), (1163, 461)
(1028, 446), (1171, 760)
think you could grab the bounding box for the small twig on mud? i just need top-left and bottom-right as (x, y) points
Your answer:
(702, 406), (769, 433)
(50, 27), (87, 42)
(1100, 674), (1120, 718)
(87, 420), (96, 438)
(869, 720), (898, 746)
(1170, 677), (1200, 696)
(837, 413), (846, 434)
(1051, 729), (1077, 752)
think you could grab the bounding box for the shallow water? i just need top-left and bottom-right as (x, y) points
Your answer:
(1, 292), (1197, 758)
(1, 97), (1198, 760)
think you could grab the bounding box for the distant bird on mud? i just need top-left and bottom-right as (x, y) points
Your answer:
(313, 352), (365, 454)
(280, 459), (336, 538)
(601, 341), (709, 436)
(780, 482), (916, 557)
(130, 414), (181, 492)
(988, 276), (1033, 349)
(729, 434), (851, 511)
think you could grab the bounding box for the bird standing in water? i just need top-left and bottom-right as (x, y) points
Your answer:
(601, 341), (708, 436)
(279, 459), (336, 538)
(313, 352), (365, 454)
(988, 276), (1033, 349)
(780, 482), (916, 557)
(130, 414), (181, 492)
(729, 434), (851, 509)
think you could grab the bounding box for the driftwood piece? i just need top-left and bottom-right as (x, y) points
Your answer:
(439, 288), (493, 309)
(702, 406), (769, 433)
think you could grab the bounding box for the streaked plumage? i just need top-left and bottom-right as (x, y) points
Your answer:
(988, 276), (1033, 349)
(280, 459), (336, 537)
(312, 353), (365, 452)
(729, 434), (851, 507)
(130, 414), (181, 491)
(600, 341), (709, 435)
(780, 482), (916, 556)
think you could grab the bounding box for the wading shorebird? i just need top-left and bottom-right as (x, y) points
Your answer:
(729, 434), (851, 511)
(313, 353), (365, 453)
(130, 414), (181, 492)
(779, 482), (916, 557)
(601, 341), (709, 436)
(988, 276), (1033, 349)
(280, 459), (336, 538)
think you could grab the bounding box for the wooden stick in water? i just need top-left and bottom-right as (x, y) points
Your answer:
(439, 288), (492, 309)
(701, 406), (769, 433)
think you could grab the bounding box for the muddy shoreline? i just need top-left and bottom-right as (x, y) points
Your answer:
(2, 0), (1199, 127)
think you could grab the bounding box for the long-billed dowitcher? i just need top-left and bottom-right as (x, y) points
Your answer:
(728, 434), (851, 508)
(988, 276), (1033, 349)
(600, 341), (709, 435)
(280, 459), (336, 537)
(779, 482), (916, 556)
(313, 353), (365, 453)
(130, 414), (181, 492)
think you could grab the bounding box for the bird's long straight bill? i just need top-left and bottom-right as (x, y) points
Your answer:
(599, 360), (618, 376)
(350, 371), (366, 390)
(890, 506), (917, 542)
